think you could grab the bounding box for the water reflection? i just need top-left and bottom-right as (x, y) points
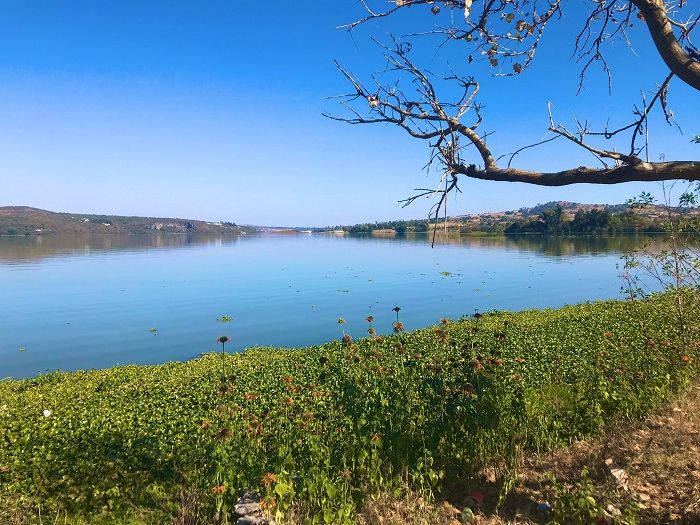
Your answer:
(0, 232), (672, 267)
(0, 233), (247, 264)
(349, 232), (664, 257)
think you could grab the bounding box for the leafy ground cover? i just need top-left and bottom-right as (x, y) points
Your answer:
(0, 294), (697, 524)
(357, 382), (700, 525)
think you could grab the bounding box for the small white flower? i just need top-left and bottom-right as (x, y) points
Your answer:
(42, 409), (52, 418)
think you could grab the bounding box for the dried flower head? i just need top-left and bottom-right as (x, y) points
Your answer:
(261, 472), (278, 488)
(260, 497), (277, 510)
(216, 427), (232, 441)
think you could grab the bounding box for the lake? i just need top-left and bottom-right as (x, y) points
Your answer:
(0, 233), (654, 378)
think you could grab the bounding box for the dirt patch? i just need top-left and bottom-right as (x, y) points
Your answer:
(357, 494), (463, 525)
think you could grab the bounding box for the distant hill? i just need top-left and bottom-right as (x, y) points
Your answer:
(0, 207), (253, 236)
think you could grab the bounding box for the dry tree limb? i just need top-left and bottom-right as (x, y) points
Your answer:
(328, 1), (699, 223)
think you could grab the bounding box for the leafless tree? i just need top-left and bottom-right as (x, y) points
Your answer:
(327, 0), (699, 221)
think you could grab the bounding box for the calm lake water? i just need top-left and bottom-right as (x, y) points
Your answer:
(0, 233), (654, 378)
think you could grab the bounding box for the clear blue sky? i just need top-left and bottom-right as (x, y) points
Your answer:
(0, 1), (697, 226)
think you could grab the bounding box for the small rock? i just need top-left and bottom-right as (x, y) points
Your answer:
(237, 490), (261, 504)
(537, 502), (552, 513)
(637, 492), (651, 502)
(236, 517), (269, 525)
(605, 458), (614, 466)
(610, 467), (628, 489)
(606, 504), (622, 517)
(235, 503), (261, 517)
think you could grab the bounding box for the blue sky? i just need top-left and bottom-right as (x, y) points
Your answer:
(0, 1), (697, 226)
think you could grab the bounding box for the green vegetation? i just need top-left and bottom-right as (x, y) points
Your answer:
(546, 468), (638, 525)
(329, 202), (681, 237)
(0, 294), (697, 524)
(505, 205), (666, 235)
(0, 207), (250, 236)
(331, 219), (431, 234)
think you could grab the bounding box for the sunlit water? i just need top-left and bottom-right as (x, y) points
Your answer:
(0, 233), (655, 378)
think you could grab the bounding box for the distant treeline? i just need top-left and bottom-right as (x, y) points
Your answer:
(330, 206), (671, 236)
(332, 219), (432, 234)
(504, 205), (664, 235)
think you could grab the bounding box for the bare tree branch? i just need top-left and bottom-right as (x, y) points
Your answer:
(328, 3), (699, 216)
(327, 39), (699, 195)
(632, 0), (700, 91)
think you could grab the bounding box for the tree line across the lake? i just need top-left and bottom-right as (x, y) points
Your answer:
(327, 201), (692, 235)
(503, 205), (664, 235)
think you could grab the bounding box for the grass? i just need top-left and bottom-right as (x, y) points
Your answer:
(0, 293), (697, 524)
